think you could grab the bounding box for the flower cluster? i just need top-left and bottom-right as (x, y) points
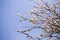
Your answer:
(17, 0), (60, 40)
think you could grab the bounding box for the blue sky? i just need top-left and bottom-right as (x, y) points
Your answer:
(0, 0), (57, 40)
(0, 0), (34, 40)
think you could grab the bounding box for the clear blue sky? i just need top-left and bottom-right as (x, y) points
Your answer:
(0, 0), (57, 40)
(0, 0), (34, 40)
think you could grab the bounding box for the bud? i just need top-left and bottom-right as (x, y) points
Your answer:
(29, 18), (35, 24)
(17, 13), (21, 16)
(40, 33), (46, 37)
